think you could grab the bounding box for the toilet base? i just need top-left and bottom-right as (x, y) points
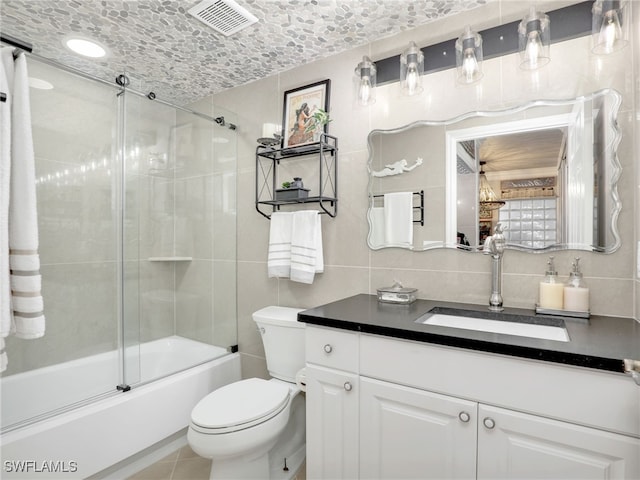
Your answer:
(202, 394), (306, 480)
(209, 453), (267, 480)
(208, 443), (305, 480)
(268, 443), (305, 480)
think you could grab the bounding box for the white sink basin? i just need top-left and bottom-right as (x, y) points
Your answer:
(418, 313), (570, 342)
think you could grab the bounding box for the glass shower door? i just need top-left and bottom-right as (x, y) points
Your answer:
(0, 57), (125, 431)
(121, 88), (238, 388)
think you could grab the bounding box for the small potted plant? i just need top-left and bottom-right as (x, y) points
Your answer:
(305, 108), (332, 142)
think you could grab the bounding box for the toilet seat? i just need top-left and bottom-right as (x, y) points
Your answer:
(190, 378), (290, 434)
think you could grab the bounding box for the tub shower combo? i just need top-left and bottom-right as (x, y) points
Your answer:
(0, 51), (240, 478)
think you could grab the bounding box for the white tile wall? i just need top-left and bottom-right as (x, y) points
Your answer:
(205, 0), (640, 375)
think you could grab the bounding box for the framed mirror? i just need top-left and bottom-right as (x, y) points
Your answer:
(367, 89), (622, 253)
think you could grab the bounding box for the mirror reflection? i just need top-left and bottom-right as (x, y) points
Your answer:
(367, 89), (622, 253)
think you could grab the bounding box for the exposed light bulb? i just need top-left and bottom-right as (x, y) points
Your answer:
(405, 64), (420, 95)
(456, 26), (483, 85)
(524, 30), (542, 69)
(462, 49), (479, 83)
(401, 41), (424, 96)
(355, 56), (376, 106)
(358, 76), (372, 105)
(518, 7), (550, 70)
(599, 10), (623, 53)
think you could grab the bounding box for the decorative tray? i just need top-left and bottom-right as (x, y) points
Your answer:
(535, 304), (590, 319)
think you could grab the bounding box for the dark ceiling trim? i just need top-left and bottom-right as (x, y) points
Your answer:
(376, 1), (594, 85)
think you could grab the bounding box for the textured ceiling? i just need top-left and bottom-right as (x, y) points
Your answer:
(1, 0), (488, 106)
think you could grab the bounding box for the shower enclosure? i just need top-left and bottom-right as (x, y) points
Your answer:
(0, 55), (238, 432)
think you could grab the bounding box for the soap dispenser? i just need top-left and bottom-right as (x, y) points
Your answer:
(563, 257), (589, 312)
(539, 256), (564, 310)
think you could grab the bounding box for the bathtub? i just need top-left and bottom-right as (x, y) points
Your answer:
(1, 336), (241, 479)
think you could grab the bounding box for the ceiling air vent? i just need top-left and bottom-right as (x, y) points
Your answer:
(188, 0), (258, 36)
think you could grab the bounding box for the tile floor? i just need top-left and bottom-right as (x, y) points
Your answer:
(127, 445), (210, 480)
(126, 445), (307, 480)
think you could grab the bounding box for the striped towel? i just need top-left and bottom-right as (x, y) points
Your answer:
(290, 211), (323, 284)
(9, 251), (44, 338)
(268, 212), (293, 278)
(1, 48), (12, 342)
(8, 51), (45, 340)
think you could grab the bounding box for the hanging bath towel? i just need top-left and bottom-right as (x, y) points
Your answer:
(290, 210), (323, 284)
(1, 48), (14, 350)
(383, 192), (414, 247)
(268, 212), (293, 278)
(8, 51), (45, 340)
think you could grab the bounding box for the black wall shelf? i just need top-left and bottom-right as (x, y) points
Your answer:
(256, 134), (338, 219)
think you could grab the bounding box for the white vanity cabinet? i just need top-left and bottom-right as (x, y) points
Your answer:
(305, 325), (640, 479)
(477, 404), (640, 479)
(359, 376), (477, 479)
(359, 376), (640, 479)
(305, 326), (360, 480)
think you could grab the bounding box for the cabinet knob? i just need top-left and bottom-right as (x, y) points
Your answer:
(343, 382), (353, 392)
(458, 411), (471, 423)
(323, 344), (333, 353)
(483, 417), (496, 429)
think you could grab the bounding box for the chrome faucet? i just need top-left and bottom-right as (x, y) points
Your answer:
(483, 223), (506, 312)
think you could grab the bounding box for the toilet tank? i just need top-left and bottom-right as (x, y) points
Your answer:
(252, 306), (306, 382)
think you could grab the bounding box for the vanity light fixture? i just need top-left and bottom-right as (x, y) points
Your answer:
(517, 6), (550, 70)
(355, 55), (377, 106)
(592, 0), (628, 54)
(400, 41), (424, 96)
(361, 3), (592, 89)
(455, 25), (484, 85)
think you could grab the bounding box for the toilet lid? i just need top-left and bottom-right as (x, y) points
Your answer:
(191, 378), (290, 430)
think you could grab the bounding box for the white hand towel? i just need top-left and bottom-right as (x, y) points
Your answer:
(384, 192), (414, 247)
(0, 48), (13, 340)
(268, 212), (293, 278)
(369, 206), (385, 248)
(9, 52), (45, 339)
(290, 211), (323, 284)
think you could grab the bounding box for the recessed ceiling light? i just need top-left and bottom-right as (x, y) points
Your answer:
(28, 77), (54, 90)
(64, 37), (107, 58)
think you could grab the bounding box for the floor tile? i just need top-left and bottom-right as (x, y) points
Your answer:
(127, 461), (174, 480)
(171, 457), (211, 480)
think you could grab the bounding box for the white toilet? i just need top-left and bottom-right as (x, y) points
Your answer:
(188, 306), (307, 480)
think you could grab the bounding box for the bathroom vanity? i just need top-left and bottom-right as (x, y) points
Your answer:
(299, 294), (640, 479)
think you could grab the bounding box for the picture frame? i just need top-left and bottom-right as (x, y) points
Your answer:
(282, 79), (330, 149)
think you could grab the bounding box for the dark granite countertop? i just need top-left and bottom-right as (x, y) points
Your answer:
(298, 294), (640, 374)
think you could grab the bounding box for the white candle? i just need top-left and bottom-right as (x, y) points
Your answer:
(261, 123), (281, 138)
(563, 286), (589, 312)
(539, 281), (564, 310)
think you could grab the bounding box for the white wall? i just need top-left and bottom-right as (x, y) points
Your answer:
(201, 0), (639, 378)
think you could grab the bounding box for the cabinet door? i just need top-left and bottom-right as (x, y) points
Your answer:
(360, 377), (477, 479)
(305, 365), (359, 480)
(478, 404), (640, 479)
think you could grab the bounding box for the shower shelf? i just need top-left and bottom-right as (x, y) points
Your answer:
(148, 257), (193, 262)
